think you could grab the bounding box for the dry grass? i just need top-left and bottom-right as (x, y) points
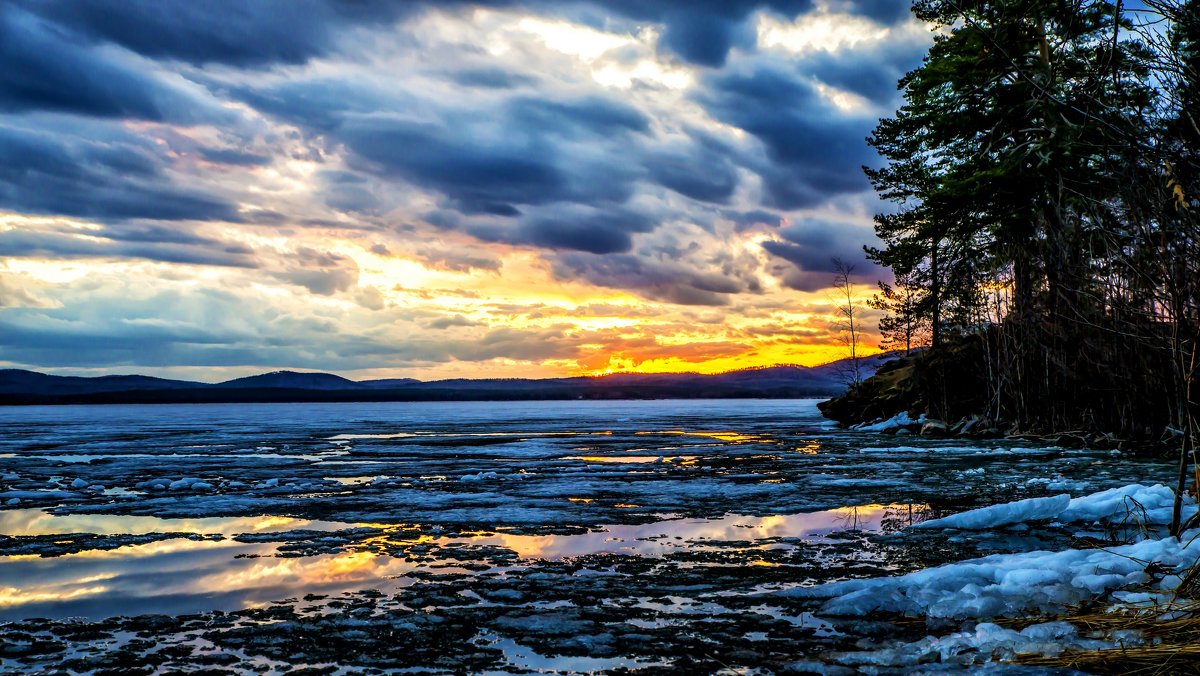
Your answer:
(1013, 597), (1200, 674)
(1010, 527), (1200, 675)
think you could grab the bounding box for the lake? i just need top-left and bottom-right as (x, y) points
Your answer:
(0, 399), (1175, 672)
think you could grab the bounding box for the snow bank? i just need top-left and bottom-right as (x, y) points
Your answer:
(786, 529), (1200, 620)
(912, 484), (1197, 531)
(832, 621), (1127, 669)
(1060, 483), (1191, 525)
(852, 411), (923, 432)
(912, 494), (1070, 530)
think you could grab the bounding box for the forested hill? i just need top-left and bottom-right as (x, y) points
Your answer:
(855, 0), (1198, 440)
(843, 1), (1198, 533)
(0, 354), (894, 404)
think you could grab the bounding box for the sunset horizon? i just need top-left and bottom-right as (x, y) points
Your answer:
(0, 1), (917, 382)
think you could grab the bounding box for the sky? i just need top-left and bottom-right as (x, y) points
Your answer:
(0, 0), (933, 381)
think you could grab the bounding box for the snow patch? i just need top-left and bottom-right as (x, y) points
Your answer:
(852, 411), (924, 432)
(461, 471), (499, 482)
(787, 528), (1200, 620)
(1060, 483), (1191, 525)
(912, 494), (1070, 530)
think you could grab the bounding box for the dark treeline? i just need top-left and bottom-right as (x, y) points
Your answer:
(864, 1), (1199, 528)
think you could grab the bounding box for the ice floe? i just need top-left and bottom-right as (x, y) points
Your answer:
(1060, 482), (1185, 525)
(852, 411), (924, 432)
(787, 484), (1200, 638)
(911, 483), (1195, 531)
(912, 494), (1071, 530)
(790, 527), (1200, 619)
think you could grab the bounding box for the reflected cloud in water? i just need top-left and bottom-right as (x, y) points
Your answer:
(0, 502), (929, 621)
(0, 538), (416, 621)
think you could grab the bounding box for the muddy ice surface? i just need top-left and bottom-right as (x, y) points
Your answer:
(0, 400), (1172, 673)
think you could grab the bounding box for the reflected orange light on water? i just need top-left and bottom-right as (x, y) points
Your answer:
(0, 585), (109, 608)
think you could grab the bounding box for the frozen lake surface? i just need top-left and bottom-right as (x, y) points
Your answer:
(0, 399), (1177, 672)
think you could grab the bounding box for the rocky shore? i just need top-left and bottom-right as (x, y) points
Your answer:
(819, 349), (1157, 453)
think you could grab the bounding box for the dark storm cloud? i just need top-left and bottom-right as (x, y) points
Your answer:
(645, 146), (740, 204)
(796, 39), (929, 106)
(657, 11), (757, 68)
(331, 95), (650, 217)
(229, 78), (399, 133)
(761, 219), (887, 291)
(519, 209), (654, 255)
(0, 124), (241, 223)
(0, 0), (920, 309)
(13, 0), (414, 68)
(341, 116), (576, 215)
(508, 95), (651, 136)
(15, 0), (913, 70)
(198, 147), (273, 167)
(447, 67), (539, 89)
(232, 73), (747, 254)
(695, 63), (878, 209)
(724, 209), (784, 231)
(553, 253), (746, 306)
(466, 208), (657, 255)
(318, 170), (383, 214)
(762, 240), (826, 271)
(0, 4), (220, 122)
(0, 228), (258, 268)
(828, 0), (913, 24)
(567, 0), (912, 67)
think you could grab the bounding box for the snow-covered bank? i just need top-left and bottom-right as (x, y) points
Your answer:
(791, 529), (1199, 619)
(911, 483), (1194, 531)
(911, 494), (1070, 530)
(782, 484), (1200, 670)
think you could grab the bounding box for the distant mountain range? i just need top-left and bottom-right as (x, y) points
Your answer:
(0, 354), (897, 405)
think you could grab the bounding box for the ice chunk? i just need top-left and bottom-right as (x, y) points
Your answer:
(1060, 483), (1193, 525)
(910, 484), (1198, 531)
(70, 478), (90, 489)
(786, 530), (1200, 620)
(912, 494), (1069, 530)
(852, 411), (924, 432)
(461, 471), (499, 482)
(168, 477), (206, 491)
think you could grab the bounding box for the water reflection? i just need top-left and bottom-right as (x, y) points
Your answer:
(563, 455), (697, 464)
(477, 504), (930, 559)
(0, 509), (357, 537)
(0, 503), (930, 621)
(635, 430), (767, 443)
(0, 538), (415, 621)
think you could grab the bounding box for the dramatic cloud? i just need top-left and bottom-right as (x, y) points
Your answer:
(0, 4), (224, 122)
(696, 62), (879, 208)
(0, 123), (242, 223)
(0, 1), (929, 378)
(12, 0), (413, 67)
